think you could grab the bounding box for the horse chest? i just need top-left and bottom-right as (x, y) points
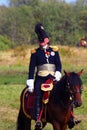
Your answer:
(47, 102), (71, 123)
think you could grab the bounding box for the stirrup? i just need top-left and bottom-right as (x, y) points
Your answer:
(35, 120), (42, 129)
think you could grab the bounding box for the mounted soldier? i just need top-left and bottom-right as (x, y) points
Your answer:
(26, 23), (62, 128)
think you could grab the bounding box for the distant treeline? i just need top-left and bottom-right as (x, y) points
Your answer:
(0, 0), (87, 48)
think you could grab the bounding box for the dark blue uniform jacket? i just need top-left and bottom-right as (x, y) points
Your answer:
(28, 46), (62, 79)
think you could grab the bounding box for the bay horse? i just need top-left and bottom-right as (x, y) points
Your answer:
(17, 70), (83, 130)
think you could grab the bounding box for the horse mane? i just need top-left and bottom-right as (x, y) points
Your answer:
(51, 75), (67, 105)
(51, 72), (82, 105)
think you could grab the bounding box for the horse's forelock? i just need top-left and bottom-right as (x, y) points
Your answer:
(67, 72), (82, 87)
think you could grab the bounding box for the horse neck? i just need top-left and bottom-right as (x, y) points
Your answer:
(51, 78), (71, 108)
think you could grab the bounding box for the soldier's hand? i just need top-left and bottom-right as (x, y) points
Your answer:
(26, 79), (34, 93)
(55, 71), (62, 81)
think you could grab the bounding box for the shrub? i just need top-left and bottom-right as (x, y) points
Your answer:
(0, 35), (13, 50)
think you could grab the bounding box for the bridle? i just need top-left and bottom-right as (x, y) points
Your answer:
(66, 80), (82, 94)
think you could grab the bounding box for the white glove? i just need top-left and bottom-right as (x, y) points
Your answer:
(26, 79), (34, 93)
(55, 71), (62, 81)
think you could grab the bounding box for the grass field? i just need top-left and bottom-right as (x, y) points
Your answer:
(0, 45), (87, 130)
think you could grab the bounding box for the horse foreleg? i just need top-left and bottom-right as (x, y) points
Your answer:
(52, 121), (60, 130)
(42, 122), (47, 129)
(25, 118), (31, 130)
(52, 122), (67, 130)
(60, 124), (67, 130)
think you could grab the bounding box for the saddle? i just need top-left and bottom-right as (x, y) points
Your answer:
(22, 79), (54, 120)
(22, 88), (35, 119)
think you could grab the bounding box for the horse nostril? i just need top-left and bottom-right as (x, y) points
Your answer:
(79, 102), (82, 107)
(74, 101), (82, 107)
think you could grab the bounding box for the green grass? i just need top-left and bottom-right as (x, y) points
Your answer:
(0, 65), (87, 86)
(0, 65), (28, 84)
(0, 85), (23, 108)
(0, 84), (24, 130)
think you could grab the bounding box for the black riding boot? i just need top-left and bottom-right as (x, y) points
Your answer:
(34, 96), (42, 129)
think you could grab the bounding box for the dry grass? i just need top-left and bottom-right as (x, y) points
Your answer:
(0, 107), (18, 122)
(0, 45), (87, 67)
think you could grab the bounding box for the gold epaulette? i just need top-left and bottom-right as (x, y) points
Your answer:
(31, 48), (37, 54)
(50, 45), (58, 52)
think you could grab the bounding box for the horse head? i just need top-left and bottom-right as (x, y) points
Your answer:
(64, 69), (83, 108)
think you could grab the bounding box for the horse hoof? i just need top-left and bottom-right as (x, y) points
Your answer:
(68, 119), (81, 129)
(75, 120), (81, 125)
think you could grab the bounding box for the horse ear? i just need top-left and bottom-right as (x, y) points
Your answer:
(64, 70), (70, 76)
(78, 69), (83, 76)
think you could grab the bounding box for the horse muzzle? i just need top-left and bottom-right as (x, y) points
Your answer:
(74, 100), (82, 108)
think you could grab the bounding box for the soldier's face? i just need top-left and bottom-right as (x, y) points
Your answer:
(39, 42), (47, 47)
(39, 38), (49, 47)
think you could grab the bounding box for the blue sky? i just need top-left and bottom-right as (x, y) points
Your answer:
(66, 0), (76, 3)
(0, 0), (9, 6)
(0, 0), (76, 6)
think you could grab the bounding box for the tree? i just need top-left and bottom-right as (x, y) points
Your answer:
(0, 0), (87, 47)
(9, 0), (40, 6)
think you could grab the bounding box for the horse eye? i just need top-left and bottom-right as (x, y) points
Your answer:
(70, 96), (73, 101)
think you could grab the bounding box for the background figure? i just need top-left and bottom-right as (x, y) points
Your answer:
(77, 36), (87, 47)
(80, 36), (87, 47)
